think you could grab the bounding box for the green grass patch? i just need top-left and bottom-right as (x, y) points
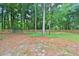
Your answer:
(27, 32), (79, 42)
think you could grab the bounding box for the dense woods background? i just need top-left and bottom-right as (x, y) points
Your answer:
(0, 3), (79, 33)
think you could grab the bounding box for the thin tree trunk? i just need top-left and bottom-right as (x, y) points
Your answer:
(48, 20), (51, 34)
(2, 6), (4, 31)
(21, 4), (23, 31)
(11, 11), (13, 30)
(35, 4), (37, 32)
(11, 11), (15, 32)
(8, 12), (11, 30)
(48, 4), (51, 34)
(42, 3), (45, 34)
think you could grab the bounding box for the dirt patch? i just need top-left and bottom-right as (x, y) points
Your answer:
(0, 33), (79, 56)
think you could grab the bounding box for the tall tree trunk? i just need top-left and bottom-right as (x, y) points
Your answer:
(42, 3), (45, 34)
(11, 11), (13, 30)
(11, 11), (15, 32)
(35, 4), (37, 32)
(8, 12), (11, 30)
(2, 6), (4, 31)
(48, 4), (51, 34)
(21, 4), (23, 31)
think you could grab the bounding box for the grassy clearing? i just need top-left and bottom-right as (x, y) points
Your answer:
(27, 32), (79, 42)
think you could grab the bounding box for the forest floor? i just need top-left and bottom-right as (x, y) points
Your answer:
(0, 32), (79, 56)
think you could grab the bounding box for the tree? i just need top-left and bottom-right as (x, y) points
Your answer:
(34, 4), (37, 32)
(42, 3), (45, 34)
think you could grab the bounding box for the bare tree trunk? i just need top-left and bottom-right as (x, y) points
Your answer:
(48, 20), (51, 34)
(21, 3), (24, 31)
(42, 3), (45, 34)
(48, 4), (51, 34)
(35, 4), (37, 32)
(2, 6), (4, 31)
(8, 12), (11, 30)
